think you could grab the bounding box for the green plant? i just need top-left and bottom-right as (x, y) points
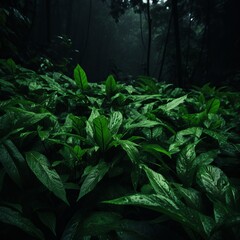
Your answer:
(0, 59), (240, 239)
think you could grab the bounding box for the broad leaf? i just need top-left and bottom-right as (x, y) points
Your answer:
(77, 161), (110, 200)
(0, 206), (44, 240)
(109, 111), (123, 134)
(143, 144), (171, 158)
(74, 64), (88, 91)
(117, 139), (139, 163)
(104, 194), (214, 238)
(126, 120), (161, 129)
(26, 151), (69, 205)
(206, 98), (220, 114)
(175, 184), (203, 211)
(142, 165), (181, 204)
(93, 116), (112, 151)
(158, 95), (188, 111)
(176, 141), (199, 186)
(196, 165), (230, 203)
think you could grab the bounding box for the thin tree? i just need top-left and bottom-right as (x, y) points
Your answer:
(146, 0), (152, 76)
(172, 0), (183, 87)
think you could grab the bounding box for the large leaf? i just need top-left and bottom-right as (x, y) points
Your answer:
(176, 141), (199, 186)
(0, 206), (44, 240)
(126, 120), (161, 130)
(74, 64), (88, 91)
(26, 151), (69, 205)
(142, 165), (180, 203)
(109, 111), (123, 135)
(109, 196), (214, 238)
(6, 107), (51, 126)
(77, 161), (110, 200)
(117, 139), (139, 163)
(206, 98), (220, 114)
(0, 144), (22, 187)
(158, 95), (188, 112)
(93, 116), (112, 151)
(196, 165), (230, 203)
(104, 194), (214, 238)
(142, 144), (171, 158)
(175, 184), (203, 211)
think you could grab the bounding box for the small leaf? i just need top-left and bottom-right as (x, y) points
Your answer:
(26, 151), (69, 205)
(0, 206), (44, 240)
(105, 75), (117, 97)
(77, 161), (110, 200)
(74, 64), (88, 91)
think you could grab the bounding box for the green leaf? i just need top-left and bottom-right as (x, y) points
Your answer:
(143, 144), (171, 158)
(37, 211), (56, 236)
(182, 111), (207, 126)
(206, 98), (220, 114)
(175, 184), (203, 211)
(104, 194), (183, 220)
(196, 165), (230, 203)
(158, 95), (188, 111)
(0, 144), (22, 187)
(109, 111), (123, 135)
(105, 75), (117, 97)
(0, 206), (44, 240)
(203, 129), (228, 145)
(26, 151), (69, 205)
(74, 64), (88, 91)
(104, 194), (214, 238)
(176, 141), (199, 186)
(93, 116), (112, 151)
(142, 165), (180, 203)
(117, 139), (139, 163)
(195, 150), (218, 166)
(126, 120), (161, 129)
(7, 107), (51, 126)
(77, 161), (110, 200)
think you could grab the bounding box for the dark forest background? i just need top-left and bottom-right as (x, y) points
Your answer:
(1, 0), (240, 88)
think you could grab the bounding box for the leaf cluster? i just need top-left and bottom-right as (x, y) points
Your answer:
(0, 59), (240, 239)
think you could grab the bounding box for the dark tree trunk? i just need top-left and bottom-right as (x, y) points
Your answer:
(146, 0), (152, 76)
(172, 0), (183, 87)
(158, 10), (173, 82)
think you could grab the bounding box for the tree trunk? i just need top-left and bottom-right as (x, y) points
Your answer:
(172, 0), (183, 87)
(146, 0), (152, 76)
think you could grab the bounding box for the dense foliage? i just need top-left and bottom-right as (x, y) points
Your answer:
(0, 58), (240, 239)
